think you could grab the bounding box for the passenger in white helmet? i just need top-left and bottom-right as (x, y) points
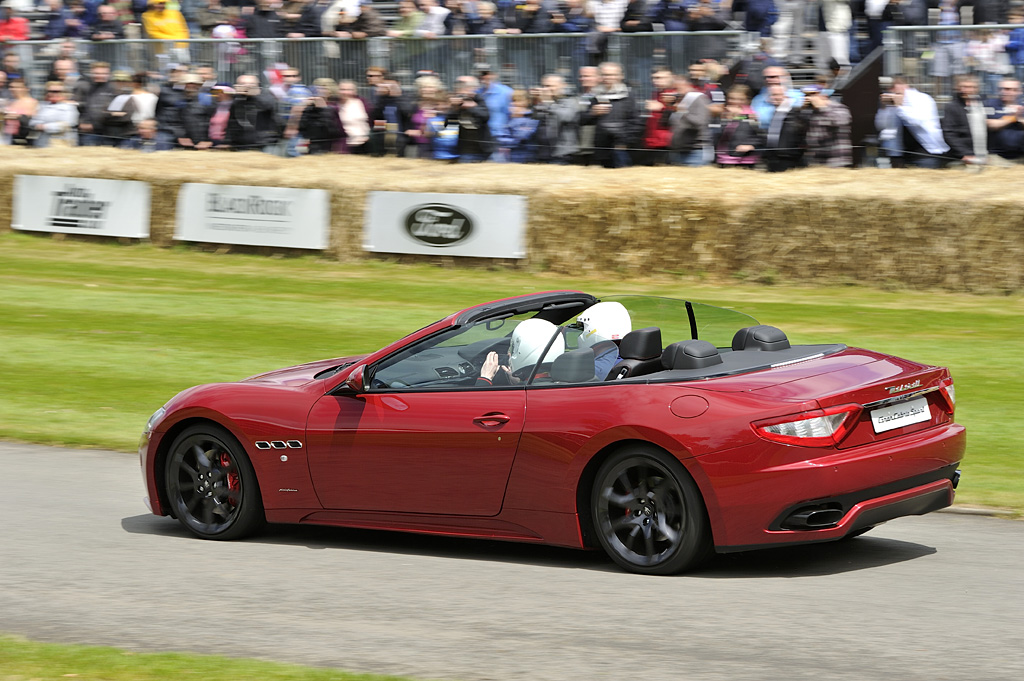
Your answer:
(576, 301), (632, 380)
(478, 318), (565, 385)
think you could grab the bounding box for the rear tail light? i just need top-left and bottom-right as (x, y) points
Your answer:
(752, 404), (862, 447)
(937, 377), (956, 415)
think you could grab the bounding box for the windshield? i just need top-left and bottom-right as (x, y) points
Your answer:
(587, 296), (758, 349)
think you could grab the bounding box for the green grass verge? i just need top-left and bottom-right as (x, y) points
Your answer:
(0, 634), (409, 681)
(1, 232), (1021, 510)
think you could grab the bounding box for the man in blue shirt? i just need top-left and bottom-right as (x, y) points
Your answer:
(477, 65), (513, 161)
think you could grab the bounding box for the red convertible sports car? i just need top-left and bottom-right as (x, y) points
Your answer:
(140, 291), (965, 574)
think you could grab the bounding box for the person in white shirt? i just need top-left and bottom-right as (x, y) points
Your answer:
(30, 82), (79, 147)
(875, 76), (949, 168)
(416, 0), (450, 37)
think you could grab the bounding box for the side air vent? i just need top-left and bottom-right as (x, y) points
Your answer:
(435, 367), (458, 379)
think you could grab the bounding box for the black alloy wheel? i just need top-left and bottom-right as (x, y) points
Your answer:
(165, 424), (264, 540)
(592, 446), (711, 575)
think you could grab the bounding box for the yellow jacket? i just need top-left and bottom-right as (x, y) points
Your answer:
(142, 9), (189, 41)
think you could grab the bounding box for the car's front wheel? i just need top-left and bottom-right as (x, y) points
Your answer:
(591, 446), (711, 575)
(165, 424), (264, 540)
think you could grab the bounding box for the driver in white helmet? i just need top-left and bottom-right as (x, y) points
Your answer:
(576, 301), (632, 380)
(478, 318), (565, 385)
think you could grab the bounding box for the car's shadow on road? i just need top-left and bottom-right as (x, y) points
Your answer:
(122, 514), (935, 578)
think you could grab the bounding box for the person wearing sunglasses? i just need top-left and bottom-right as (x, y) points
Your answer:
(30, 82), (79, 147)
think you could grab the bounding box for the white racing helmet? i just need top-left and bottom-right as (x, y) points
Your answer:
(509, 318), (565, 373)
(576, 302), (631, 351)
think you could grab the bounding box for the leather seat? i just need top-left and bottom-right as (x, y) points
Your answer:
(550, 348), (597, 383)
(661, 339), (723, 370)
(731, 325), (791, 351)
(606, 327), (663, 380)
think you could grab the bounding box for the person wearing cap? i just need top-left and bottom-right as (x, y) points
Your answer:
(104, 70), (138, 145)
(207, 83), (234, 149)
(172, 72), (213, 149)
(0, 1), (30, 42)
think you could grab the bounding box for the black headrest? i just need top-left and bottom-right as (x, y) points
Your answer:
(550, 348), (596, 383)
(661, 340), (723, 370)
(619, 327), (662, 360)
(731, 325), (791, 351)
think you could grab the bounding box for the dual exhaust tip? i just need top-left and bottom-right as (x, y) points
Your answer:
(782, 504), (845, 530)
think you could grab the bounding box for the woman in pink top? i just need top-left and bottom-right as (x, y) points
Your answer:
(337, 80), (370, 154)
(715, 85), (761, 168)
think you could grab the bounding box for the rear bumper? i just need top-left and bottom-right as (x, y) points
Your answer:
(695, 422), (966, 550)
(716, 473), (956, 553)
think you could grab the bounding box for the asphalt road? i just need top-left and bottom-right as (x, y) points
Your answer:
(1, 442), (1021, 681)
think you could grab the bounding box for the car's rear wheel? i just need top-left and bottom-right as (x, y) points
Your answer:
(165, 424), (264, 540)
(591, 446), (711, 575)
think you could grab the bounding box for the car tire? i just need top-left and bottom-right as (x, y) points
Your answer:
(165, 424), (264, 541)
(591, 446), (712, 575)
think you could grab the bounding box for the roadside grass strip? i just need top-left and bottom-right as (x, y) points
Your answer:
(0, 634), (412, 681)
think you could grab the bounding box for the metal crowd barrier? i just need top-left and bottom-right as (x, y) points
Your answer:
(12, 31), (746, 99)
(883, 24), (1024, 100)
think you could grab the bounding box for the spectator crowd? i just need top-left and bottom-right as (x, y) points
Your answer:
(1, 0), (1024, 168)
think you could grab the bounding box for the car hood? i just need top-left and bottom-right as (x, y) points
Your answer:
(241, 354), (368, 387)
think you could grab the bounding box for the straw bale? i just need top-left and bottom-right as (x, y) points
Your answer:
(2, 148), (1023, 292)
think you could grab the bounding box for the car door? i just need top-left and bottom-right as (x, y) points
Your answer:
(304, 316), (540, 517)
(305, 388), (525, 516)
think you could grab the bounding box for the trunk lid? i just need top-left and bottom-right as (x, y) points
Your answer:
(749, 352), (953, 449)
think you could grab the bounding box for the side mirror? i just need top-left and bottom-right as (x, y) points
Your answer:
(341, 364), (367, 394)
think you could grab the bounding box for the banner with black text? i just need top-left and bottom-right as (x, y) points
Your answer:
(176, 183), (330, 250)
(13, 175), (150, 238)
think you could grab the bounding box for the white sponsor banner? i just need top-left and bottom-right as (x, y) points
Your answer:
(176, 184), (330, 250)
(365, 191), (526, 259)
(13, 175), (150, 238)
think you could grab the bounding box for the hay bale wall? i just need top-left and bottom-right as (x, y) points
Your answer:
(3, 148), (1022, 293)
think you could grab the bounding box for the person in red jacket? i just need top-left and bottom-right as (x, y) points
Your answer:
(0, 1), (31, 42)
(638, 67), (676, 166)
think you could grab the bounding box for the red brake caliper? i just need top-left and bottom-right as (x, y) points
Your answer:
(220, 453), (240, 505)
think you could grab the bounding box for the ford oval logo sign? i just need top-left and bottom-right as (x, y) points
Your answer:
(405, 204), (473, 247)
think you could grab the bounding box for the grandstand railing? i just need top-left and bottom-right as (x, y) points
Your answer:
(11, 31), (747, 99)
(883, 24), (1024, 99)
